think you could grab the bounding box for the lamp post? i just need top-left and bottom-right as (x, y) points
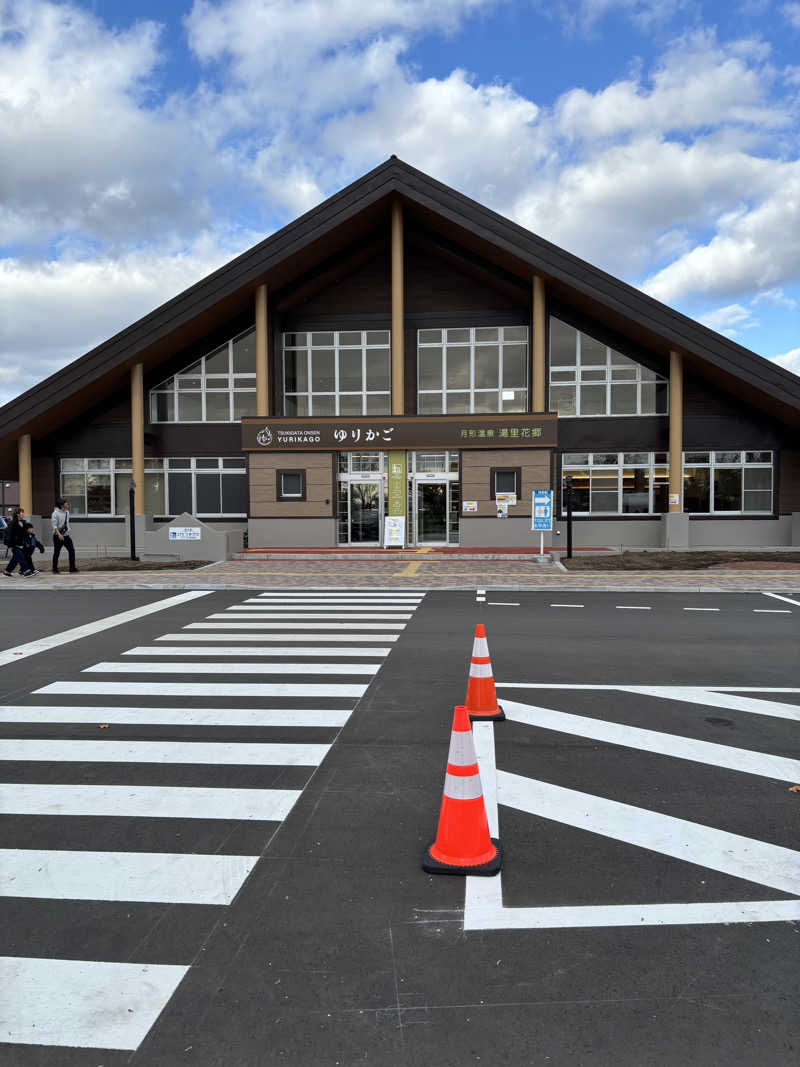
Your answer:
(129, 480), (139, 562)
(565, 475), (573, 560)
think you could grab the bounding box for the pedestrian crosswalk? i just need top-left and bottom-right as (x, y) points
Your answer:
(0, 588), (424, 1052)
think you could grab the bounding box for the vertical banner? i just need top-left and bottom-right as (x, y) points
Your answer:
(385, 450), (407, 548)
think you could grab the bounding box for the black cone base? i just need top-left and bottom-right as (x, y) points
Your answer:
(468, 705), (505, 723)
(422, 837), (502, 876)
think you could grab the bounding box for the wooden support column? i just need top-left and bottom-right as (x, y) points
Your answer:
(130, 363), (145, 516)
(668, 349), (683, 513)
(391, 201), (404, 416)
(18, 433), (32, 514)
(255, 283), (269, 417)
(532, 274), (546, 412)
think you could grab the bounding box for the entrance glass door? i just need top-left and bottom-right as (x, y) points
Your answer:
(349, 481), (381, 542)
(416, 481), (447, 543)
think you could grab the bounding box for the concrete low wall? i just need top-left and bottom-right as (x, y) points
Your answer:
(460, 517), (544, 549)
(687, 516), (792, 547)
(248, 517), (337, 548)
(134, 513), (243, 561)
(550, 519), (663, 550)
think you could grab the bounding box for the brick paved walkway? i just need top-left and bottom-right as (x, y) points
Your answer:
(7, 558), (800, 592)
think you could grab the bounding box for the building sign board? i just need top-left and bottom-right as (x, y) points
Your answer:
(242, 415), (557, 452)
(383, 516), (405, 548)
(532, 490), (553, 531)
(387, 450), (406, 518)
(169, 526), (202, 541)
(495, 492), (517, 507)
(462, 500), (478, 513)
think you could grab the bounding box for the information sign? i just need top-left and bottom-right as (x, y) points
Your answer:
(495, 492), (517, 507)
(462, 500), (478, 514)
(169, 527), (202, 541)
(532, 490), (553, 531)
(383, 515), (405, 548)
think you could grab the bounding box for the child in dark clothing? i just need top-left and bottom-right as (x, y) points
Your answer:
(23, 522), (45, 575)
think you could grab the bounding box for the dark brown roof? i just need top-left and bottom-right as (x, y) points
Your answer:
(1, 155), (799, 453)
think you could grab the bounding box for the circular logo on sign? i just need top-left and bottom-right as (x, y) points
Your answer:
(256, 426), (273, 446)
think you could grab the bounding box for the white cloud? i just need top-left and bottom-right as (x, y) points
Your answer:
(752, 287), (797, 309)
(772, 347), (800, 375)
(782, 4), (800, 30)
(697, 303), (758, 337)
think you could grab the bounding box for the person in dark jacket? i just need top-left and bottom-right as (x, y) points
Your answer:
(2, 507), (37, 577)
(22, 521), (45, 575)
(51, 496), (78, 574)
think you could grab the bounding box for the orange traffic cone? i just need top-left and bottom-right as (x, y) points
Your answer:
(464, 623), (505, 722)
(423, 705), (501, 876)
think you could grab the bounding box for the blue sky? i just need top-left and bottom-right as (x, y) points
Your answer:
(1, 0), (799, 404)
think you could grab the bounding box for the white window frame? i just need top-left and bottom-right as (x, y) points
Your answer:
(681, 451), (773, 515)
(283, 331), (391, 416)
(149, 327), (257, 423)
(561, 452), (670, 516)
(417, 326), (529, 414)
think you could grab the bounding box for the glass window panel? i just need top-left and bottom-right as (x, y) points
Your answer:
(684, 467), (711, 512)
(311, 349), (335, 391)
(745, 451), (772, 464)
(232, 330), (256, 373)
(144, 473), (165, 514)
(61, 474), (86, 515)
(339, 349), (362, 392)
(649, 467), (669, 514)
(593, 454), (619, 465)
(365, 349), (390, 391)
(196, 459), (219, 470)
(503, 326), (528, 342)
(177, 394), (202, 422)
(184, 361), (201, 375)
(365, 393), (390, 414)
(284, 394), (308, 416)
(144, 457), (163, 470)
(623, 453), (650, 465)
(501, 389), (527, 412)
(621, 467), (649, 513)
(284, 333), (305, 347)
(233, 391), (257, 420)
(502, 344), (527, 388)
(581, 369), (607, 381)
(550, 370), (575, 382)
(611, 367), (636, 381)
(416, 452), (447, 473)
(339, 331), (362, 346)
(418, 348), (443, 390)
(195, 473), (221, 513)
(549, 318), (577, 367)
(563, 454), (589, 465)
(154, 393), (174, 422)
(177, 377), (202, 390)
(418, 392), (443, 414)
(205, 392), (231, 421)
(449, 453), (459, 473)
(311, 395), (335, 416)
(550, 384), (576, 416)
(87, 459), (110, 471)
(444, 392), (470, 413)
(475, 327), (499, 342)
(223, 458), (246, 469)
(311, 332), (334, 347)
(639, 367), (658, 382)
(446, 328), (469, 343)
(86, 474), (111, 514)
(714, 451), (742, 464)
(365, 331), (390, 346)
(713, 467), (742, 511)
(473, 391), (499, 413)
(284, 350), (308, 394)
(654, 452), (668, 464)
(338, 394), (364, 415)
(564, 470), (590, 511)
(418, 329), (441, 344)
(474, 346), (499, 388)
(610, 383), (637, 414)
(579, 384), (607, 416)
(495, 470), (517, 495)
(446, 347), (470, 389)
(743, 467), (771, 491)
(115, 472), (131, 514)
(580, 333), (607, 365)
(743, 490), (771, 512)
(685, 452), (709, 464)
(221, 474), (248, 513)
(168, 457), (191, 469)
(280, 473), (303, 498)
(351, 453), (382, 473)
(204, 345), (229, 375)
(609, 349), (635, 367)
(653, 382), (669, 414)
(233, 376), (253, 388)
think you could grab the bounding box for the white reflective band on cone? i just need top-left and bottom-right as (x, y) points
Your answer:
(447, 730), (478, 767)
(444, 772), (484, 801)
(469, 663), (494, 678)
(472, 637), (490, 657)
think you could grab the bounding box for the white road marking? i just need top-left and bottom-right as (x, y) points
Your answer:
(0, 739), (330, 766)
(683, 607), (720, 612)
(488, 602), (519, 606)
(0, 783), (302, 820)
(499, 770), (800, 893)
(615, 605), (651, 610)
(158, 633), (398, 642)
(550, 604), (584, 608)
(0, 956), (189, 1050)
(220, 610), (414, 620)
(195, 620), (405, 629)
(472, 723), (498, 839)
(753, 609), (791, 613)
(249, 597), (422, 605)
(0, 706), (351, 727)
(501, 699), (800, 782)
(254, 593), (423, 599)
(762, 592), (800, 607)
(625, 686), (800, 723)
(476, 589), (486, 594)
(0, 592), (211, 669)
(36, 681), (368, 698)
(83, 661), (380, 675)
(124, 646), (391, 657)
(0, 849), (257, 905)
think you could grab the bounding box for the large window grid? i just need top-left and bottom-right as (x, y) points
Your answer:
(683, 452), (773, 514)
(417, 326), (528, 414)
(59, 458), (247, 517)
(561, 453), (670, 515)
(283, 331), (391, 416)
(150, 327), (257, 423)
(549, 317), (668, 418)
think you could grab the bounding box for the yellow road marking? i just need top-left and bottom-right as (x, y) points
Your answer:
(394, 561), (424, 577)
(416, 547), (433, 554)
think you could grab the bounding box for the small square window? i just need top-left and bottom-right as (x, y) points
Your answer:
(277, 470), (306, 501)
(490, 467), (521, 500)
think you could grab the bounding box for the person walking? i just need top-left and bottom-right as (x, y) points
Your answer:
(51, 496), (78, 574)
(23, 521), (45, 575)
(2, 507), (37, 577)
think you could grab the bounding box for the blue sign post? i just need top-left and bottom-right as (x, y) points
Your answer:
(532, 489), (553, 554)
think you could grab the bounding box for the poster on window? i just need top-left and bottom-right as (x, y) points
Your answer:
(383, 516), (405, 548)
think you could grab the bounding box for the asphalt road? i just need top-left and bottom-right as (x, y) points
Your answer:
(0, 588), (798, 1065)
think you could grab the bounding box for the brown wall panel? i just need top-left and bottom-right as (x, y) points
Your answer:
(779, 451), (800, 514)
(405, 244), (525, 314)
(249, 451), (334, 518)
(32, 458), (55, 515)
(285, 253), (391, 319)
(460, 448), (551, 516)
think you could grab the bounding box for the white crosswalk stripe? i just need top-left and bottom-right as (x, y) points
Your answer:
(1, 589), (426, 1052)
